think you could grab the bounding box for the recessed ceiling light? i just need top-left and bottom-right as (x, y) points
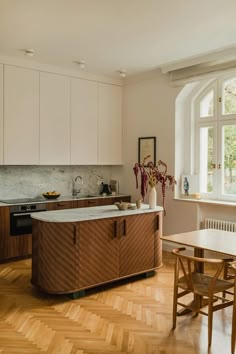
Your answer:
(24, 49), (35, 57)
(119, 70), (127, 78)
(74, 60), (86, 69)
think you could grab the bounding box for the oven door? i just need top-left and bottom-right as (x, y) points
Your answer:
(10, 210), (46, 236)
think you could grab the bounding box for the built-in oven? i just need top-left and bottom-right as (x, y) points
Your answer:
(9, 203), (47, 236)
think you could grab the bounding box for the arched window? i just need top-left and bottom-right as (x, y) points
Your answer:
(194, 76), (236, 201)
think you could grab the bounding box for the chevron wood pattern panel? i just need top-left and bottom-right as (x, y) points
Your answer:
(79, 218), (120, 288)
(32, 220), (78, 293)
(31, 212), (162, 294)
(0, 253), (233, 354)
(119, 214), (155, 277)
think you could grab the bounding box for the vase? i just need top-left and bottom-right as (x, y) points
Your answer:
(149, 186), (156, 209)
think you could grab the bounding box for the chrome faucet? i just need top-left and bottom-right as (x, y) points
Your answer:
(72, 175), (83, 197)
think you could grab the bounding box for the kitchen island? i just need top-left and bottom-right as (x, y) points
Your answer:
(31, 204), (163, 295)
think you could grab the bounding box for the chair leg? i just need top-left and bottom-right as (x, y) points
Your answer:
(208, 299), (213, 347)
(232, 297), (236, 353)
(172, 286), (178, 329)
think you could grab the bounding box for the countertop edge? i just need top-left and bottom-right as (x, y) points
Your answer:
(0, 194), (131, 207)
(31, 204), (163, 223)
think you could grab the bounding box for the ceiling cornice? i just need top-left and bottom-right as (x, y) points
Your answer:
(160, 45), (236, 74)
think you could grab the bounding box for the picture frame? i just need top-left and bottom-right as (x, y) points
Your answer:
(138, 137), (156, 166)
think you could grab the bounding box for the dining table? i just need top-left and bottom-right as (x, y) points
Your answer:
(161, 229), (236, 315)
(161, 229), (236, 258)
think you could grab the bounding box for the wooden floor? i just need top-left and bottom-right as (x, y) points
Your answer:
(0, 252), (233, 354)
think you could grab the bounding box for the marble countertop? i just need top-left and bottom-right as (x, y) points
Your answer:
(31, 204), (163, 223)
(0, 194), (130, 207)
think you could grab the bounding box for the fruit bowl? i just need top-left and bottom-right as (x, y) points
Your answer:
(114, 202), (130, 210)
(42, 192), (61, 200)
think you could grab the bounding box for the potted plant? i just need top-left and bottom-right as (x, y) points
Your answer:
(133, 155), (176, 214)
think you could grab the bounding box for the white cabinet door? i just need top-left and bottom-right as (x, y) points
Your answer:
(0, 64), (3, 165)
(40, 73), (70, 165)
(98, 84), (123, 165)
(4, 65), (39, 164)
(71, 78), (98, 164)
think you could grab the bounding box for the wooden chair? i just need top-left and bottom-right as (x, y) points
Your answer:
(172, 247), (234, 348)
(229, 262), (236, 354)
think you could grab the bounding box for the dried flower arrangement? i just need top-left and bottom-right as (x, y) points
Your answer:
(133, 155), (176, 214)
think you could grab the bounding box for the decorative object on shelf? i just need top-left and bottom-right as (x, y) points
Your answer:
(181, 174), (196, 197)
(183, 176), (189, 196)
(133, 155), (176, 214)
(191, 193), (201, 199)
(100, 182), (112, 195)
(138, 137), (156, 166)
(42, 191), (60, 200)
(114, 202), (130, 210)
(149, 186), (157, 209)
(136, 199), (142, 209)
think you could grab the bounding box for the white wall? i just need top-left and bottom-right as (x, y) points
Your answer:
(113, 70), (236, 236)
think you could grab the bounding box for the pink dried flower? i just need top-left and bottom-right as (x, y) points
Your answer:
(133, 156), (176, 215)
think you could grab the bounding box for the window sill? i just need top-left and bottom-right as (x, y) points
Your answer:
(174, 197), (236, 207)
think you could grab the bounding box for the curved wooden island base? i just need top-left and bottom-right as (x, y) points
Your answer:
(31, 205), (163, 295)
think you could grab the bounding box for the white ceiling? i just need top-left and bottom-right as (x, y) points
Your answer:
(1, 0), (236, 78)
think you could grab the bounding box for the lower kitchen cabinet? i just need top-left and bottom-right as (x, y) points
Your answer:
(0, 206), (32, 261)
(47, 196), (131, 210)
(46, 200), (78, 210)
(119, 214), (156, 277)
(31, 211), (162, 294)
(78, 218), (119, 288)
(84, 196), (131, 207)
(0, 207), (9, 260)
(32, 221), (78, 293)
(0, 196), (131, 262)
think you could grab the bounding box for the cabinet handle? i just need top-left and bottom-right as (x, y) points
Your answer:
(156, 215), (159, 231)
(123, 219), (127, 236)
(73, 225), (77, 244)
(57, 203), (66, 207)
(114, 221), (119, 237)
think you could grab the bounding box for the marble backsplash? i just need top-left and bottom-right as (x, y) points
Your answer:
(0, 165), (113, 199)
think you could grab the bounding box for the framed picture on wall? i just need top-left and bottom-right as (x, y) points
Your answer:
(138, 137), (156, 165)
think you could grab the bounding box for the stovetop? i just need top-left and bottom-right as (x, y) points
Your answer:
(0, 197), (45, 204)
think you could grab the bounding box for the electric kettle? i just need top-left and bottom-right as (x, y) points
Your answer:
(100, 182), (112, 195)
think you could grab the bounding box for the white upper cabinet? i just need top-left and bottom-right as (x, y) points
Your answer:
(4, 65), (39, 164)
(71, 78), (98, 164)
(0, 64), (3, 164)
(98, 83), (123, 164)
(1, 62), (123, 166)
(40, 72), (70, 165)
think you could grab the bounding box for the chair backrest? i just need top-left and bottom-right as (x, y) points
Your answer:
(172, 247), (228, 294)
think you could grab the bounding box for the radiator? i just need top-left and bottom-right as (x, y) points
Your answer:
(203, 218), (236, 232)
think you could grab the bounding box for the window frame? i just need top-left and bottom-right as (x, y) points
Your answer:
(193, 77), (236, 202)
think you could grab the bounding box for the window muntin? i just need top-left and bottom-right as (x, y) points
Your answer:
(199, 126), (214, 193)
(222, 78), (236, 115)
(200, 90), (214, 118)
(222, 124), (236, 195)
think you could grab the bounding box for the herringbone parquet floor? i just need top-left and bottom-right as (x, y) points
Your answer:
(0, 252), (233, 354)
